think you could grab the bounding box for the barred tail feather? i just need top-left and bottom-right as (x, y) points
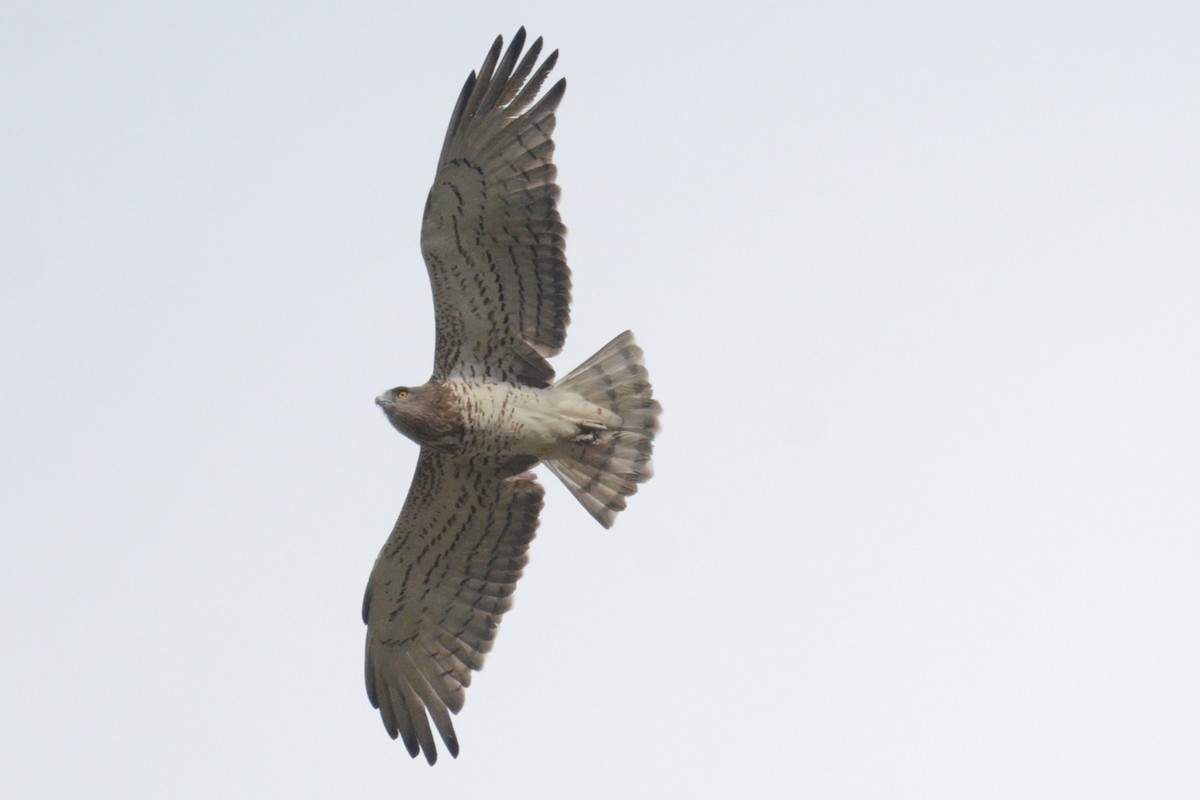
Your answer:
(545, 330), (661, 528)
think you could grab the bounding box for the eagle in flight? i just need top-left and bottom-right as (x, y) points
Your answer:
(362, 29), (661, 764)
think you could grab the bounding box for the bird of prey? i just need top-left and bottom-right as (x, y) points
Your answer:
(362, 29), (661, 765)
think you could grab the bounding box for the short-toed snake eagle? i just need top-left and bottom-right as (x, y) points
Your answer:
(362, 28), (661, 764)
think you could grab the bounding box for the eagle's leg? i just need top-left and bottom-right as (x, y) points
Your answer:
(570, 419), (607, 445)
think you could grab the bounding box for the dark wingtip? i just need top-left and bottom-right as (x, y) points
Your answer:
(545, 75), (567, 105)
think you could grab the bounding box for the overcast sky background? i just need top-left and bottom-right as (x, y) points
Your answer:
(3, 1), (1198, 797)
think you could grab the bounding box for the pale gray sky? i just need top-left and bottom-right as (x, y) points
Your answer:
(3, 1), (1198, 797)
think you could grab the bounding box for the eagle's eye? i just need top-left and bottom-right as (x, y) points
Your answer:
(396, 389), (409, 399)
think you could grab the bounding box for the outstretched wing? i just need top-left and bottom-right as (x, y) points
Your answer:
(363, 449), (543, 764)
(420, 28), (570, 387)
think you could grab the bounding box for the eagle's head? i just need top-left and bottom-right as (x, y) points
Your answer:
(375, 382), (464, 450)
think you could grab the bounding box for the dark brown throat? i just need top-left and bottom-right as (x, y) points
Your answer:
(387, 381), (465, 451)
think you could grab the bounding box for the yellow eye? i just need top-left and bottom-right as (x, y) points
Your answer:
(397, 390), (408, 399)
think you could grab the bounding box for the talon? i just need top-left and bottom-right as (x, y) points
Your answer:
(572, 420), (607, 445)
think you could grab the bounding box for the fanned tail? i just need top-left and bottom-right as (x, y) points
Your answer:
(545, 330), (661, 528)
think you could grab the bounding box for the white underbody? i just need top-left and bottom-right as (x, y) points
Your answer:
(446, 379), (622, 459)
